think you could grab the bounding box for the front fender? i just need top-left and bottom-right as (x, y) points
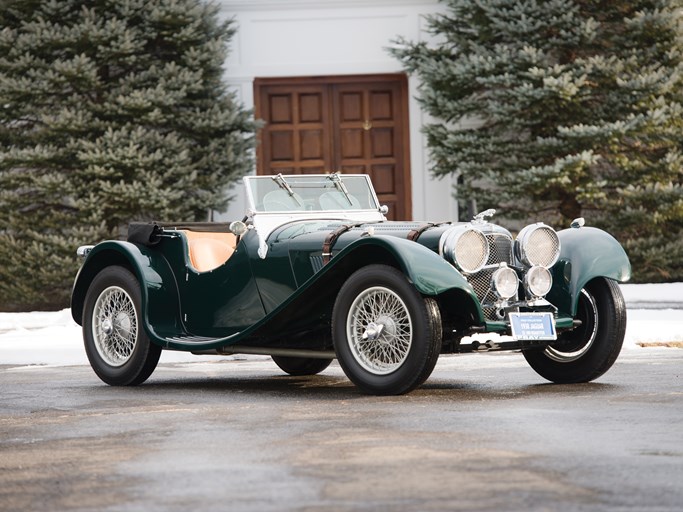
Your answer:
(548, 227), (631, 316)
(326, 235), (484, 320)
(70, 241), (181, 344)
(229, 234), (486, 347)
(334, 235), (471, 292)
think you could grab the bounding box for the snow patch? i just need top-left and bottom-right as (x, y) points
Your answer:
(620, 282), (683, 309)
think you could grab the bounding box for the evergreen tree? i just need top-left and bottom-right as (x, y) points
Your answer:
(391, 0), (683, 282)
(0, 0), (257, 310)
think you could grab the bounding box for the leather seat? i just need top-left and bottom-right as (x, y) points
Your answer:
(180, 231), (237, 272)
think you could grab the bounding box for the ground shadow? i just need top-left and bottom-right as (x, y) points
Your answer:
(80, 361), (623, 403)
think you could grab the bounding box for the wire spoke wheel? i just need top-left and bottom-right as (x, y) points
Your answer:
(92, 286), (138, 367)
(347, 286), (412, 375)
(333, 264), (442, 395)
(83, 266), (161, 386)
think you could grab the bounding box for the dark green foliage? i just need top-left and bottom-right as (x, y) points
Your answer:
(0, 0), (257, 310)
(391, 0), (683, 282)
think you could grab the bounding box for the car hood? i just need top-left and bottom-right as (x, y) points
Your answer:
(268, 219), (456, 255)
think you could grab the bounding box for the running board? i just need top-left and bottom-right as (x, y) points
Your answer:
(192, 345), (336, 359)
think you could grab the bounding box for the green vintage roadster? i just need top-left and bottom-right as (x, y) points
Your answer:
(71, 173), (631, 395)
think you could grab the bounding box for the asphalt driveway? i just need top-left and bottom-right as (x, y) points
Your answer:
(1, 348), (682, 511)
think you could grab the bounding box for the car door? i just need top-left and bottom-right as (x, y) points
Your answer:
(177, 231), (266, 337)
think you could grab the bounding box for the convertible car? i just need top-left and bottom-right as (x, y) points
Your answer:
(71, 173), (631, 395)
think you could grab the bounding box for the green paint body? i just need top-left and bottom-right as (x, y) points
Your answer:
(71, 221), (629, 352)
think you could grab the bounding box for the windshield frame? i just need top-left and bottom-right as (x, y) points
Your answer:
(243, 173), (382, 215)
(242, 173), (387, 259)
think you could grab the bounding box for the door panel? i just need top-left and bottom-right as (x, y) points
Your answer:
(370, 91), (393, 119)
(300, 130), (323, 160)
(269, 94), (292, 123)
(340, 129), (364, 159)
(299, 93), (323, 122)
(372, 164), (396, 194)
(371, 128), (394, 158)
(255, 75), (411, 220)
(269, 131), (293, 161)
(339, 92), (362, 121)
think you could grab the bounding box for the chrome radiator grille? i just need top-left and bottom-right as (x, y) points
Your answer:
(469, 233), (514, 319)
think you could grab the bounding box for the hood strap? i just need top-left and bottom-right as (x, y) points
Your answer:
(407, 221), (451, 242)
(322, 223), (366, 264)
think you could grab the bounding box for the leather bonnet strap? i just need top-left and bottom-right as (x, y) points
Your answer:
(322, 223), (366, 264)
(406, 221), (452, 242)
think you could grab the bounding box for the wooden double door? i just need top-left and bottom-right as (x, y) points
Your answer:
(254, 74), (411, 220)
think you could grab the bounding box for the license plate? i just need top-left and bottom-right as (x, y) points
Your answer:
(509, 312), (557, 341)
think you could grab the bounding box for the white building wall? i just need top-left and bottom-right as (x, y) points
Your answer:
(217, 0), (457, 223)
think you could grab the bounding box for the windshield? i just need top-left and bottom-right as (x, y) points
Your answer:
(244, 174), (380, 213)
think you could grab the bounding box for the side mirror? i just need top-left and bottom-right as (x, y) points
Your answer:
(229, 220), (248, 236)
(380, 205), (389, 215)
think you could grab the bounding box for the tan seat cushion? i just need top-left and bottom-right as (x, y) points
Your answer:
(180, 231), (237, 272)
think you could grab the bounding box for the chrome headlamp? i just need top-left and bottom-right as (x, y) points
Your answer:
(514, 223), (560, 268)
(491, 264), (519, 300)
(525, 266), (553, 298)
(439, 226), (489, 274)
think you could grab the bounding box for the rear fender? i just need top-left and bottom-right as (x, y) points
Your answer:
(548, 227), (631, 316)
(70, 241), (181, 344)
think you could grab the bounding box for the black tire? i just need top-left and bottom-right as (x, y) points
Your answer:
(523, 278), (626, 383)
(83, 266), (161, 386)
(332, 264), (442, 395)
(271, 356), (332, 376)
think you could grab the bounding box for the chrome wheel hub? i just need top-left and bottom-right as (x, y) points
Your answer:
(101, 318), (114, 335)
(362, 322), (385, 341)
